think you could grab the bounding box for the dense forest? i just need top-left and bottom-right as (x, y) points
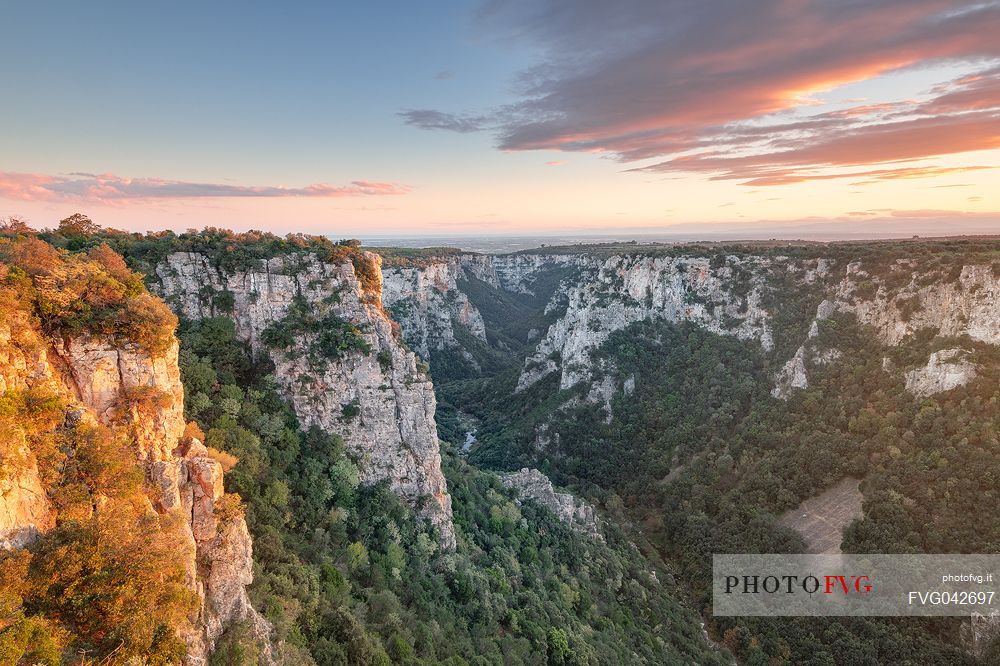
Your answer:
(176, 315), (722, 665)
(438, 246), (1000, 664)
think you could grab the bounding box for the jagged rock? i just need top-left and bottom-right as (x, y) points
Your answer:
(0, 445), (53, 549)
(771, 299), (837, 399)
(837, 264), (1000, 346)
(198, 516), (274, 664)
(56, 336), (186, 461)
(771, 346), (809, 399)
(501, 468), (600, 538)
(516, 255), (776, 392)
(381, 258), (487, 360)
(0, 306), (271, 664)
(155, 251), (456, 549)
(905, 348), (977, 397)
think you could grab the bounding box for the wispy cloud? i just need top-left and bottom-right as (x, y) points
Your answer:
(398, 109), (491, 133)
(406, 0), (1000, 184)
(0, 171), (412, 203)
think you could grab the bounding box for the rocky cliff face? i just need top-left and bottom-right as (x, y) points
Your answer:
(381, 257), (487, 362)
(773, 259), (1000, 398)
(155, 251), (456, 549)
(0, 307), (270, 664)
(514, 254), (780, 392)
(382, 253), (788, 401)
(904, 348), (977, 397)
(500, 468), (600, 538)
(381, 250), (1000, 408)
(837, 261), (1000, 346)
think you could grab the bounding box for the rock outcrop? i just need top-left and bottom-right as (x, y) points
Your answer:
(155, 251), (456, 549)
(961, 610), (1000, 658)
(381, 257), (487, 362)
(904, 348), (977, 397)
(0, 313), (270, 664)
(837, 263), (1000, 346)
(501, 468), (600, 538)
(516, 255), (777, 392)
(770, 299), (836, 399)
(0, 449), (52, 549)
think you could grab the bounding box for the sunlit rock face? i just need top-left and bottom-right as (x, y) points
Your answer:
(0, 315), (271, 665)
(156, 251), (456, 549)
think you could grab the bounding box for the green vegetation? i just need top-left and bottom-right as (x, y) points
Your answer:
(261, 295), (371, 370)
(514, 236), (1000, 265)
(456, 306), (999, 663)
(178, 316), (725, 665)
(370, 246), (467, 268)
(25, 217), (380, 289)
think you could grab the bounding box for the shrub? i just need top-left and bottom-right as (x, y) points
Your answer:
(184, 420), (207, 442)
(207, 446), (240, 472)
(261, 297), (370, 370)
(1, 237), (177, 354)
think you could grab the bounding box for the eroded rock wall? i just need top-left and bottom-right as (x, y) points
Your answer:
(381, 257), (487, 361)
(155, 251), (456, 548)
(0, 315), (270, 664)
(501, 468), (600, 538)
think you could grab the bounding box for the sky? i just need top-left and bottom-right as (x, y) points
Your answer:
(2, 0), (999, 238)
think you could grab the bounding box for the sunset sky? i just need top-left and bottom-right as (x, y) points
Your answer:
(2, 1), (999, 237)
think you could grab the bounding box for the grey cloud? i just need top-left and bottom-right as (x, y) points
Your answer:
(398, 109), (491, 133)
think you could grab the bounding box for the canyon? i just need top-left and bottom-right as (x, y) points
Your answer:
(6, 233), (1000, 664)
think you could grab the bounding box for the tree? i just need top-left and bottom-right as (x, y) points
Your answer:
(58, 212), (101, 237)
(0, 215), (34, 234)
(546, 628), (571, 665)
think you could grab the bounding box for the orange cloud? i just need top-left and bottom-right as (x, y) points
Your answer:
(740, 166), (995, 187)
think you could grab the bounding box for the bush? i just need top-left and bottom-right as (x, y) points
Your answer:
(208, 446), (240, 472)
(0, 237), (177, 354)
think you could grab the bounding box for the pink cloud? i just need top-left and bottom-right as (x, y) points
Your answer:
(0, 171), (412, 204)
(411, 1), (1000, 183)
(636, 110), (1000, 184)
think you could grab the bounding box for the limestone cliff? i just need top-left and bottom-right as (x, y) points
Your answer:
(513, 254), (779, 392)
(382, 256), (487, 362)
(154, 251), (456, 549)
(773, 258), (1000, 398)
(500, 468), (600, 538)
(904, 348), (977, 397)
(0, 303), (270, 664)
(379, 249), (1000, 408)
